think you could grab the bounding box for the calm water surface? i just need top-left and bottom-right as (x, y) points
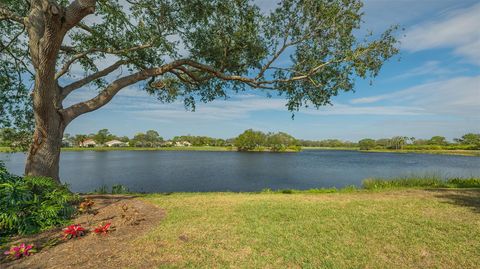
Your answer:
(1, 150), (479, 193)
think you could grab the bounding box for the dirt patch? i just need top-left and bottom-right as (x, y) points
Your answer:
(1, 195), (165, 269)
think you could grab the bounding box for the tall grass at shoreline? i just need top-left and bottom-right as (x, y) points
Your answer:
(95, 177), (480, 196)
(260, 176), (480, 194)
(362, 176), (480, 190)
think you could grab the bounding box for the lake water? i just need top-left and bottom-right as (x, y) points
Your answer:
(1, 150), (479, 193)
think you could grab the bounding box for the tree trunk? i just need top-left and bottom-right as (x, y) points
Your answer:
(24, 41), (65, 183)
(24, 119), (64, 184)
(23, 1), (69, 184)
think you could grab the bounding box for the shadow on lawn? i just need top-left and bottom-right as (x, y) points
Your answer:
(429, 189), (480, 214)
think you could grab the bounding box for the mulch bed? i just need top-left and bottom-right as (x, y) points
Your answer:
(1, 195), (165, 269)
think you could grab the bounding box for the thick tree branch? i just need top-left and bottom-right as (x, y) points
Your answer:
(61, 60), (191, 123)
(61, 60), (126, 99)
(62, 60), (125, 100)
(63, 0), (96, 31)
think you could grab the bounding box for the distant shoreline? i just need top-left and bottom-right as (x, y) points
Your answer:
(1, 146), (478, 156)
(302, 147), (480, 156)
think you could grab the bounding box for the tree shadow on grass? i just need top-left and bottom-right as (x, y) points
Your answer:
(428, 189), (480, 214)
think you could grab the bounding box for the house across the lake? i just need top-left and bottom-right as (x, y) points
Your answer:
(161, 141), (174, 147)
(80, 139), (97, 147)
(62, 138), (73, 147)
(175, 141), (192, 147)
(105, 140), (128, 147)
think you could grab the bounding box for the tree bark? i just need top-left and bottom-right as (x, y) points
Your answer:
(24, 70), (65, 184)
(24, 116), (65, 184)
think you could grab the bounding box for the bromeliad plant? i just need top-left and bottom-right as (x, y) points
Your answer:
(4, 243), (35, 259)
(63, 224), (86, 240)
(93, 223), (113, 235)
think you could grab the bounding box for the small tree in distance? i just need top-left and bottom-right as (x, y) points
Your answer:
(358, 138), (376, 150)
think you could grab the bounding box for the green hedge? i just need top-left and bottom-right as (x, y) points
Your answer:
(0, 162), (78, 236)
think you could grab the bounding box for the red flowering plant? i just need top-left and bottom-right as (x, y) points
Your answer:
(93, 222), (114, 235)
(4, 243), (36, 259)
(63, 224), (86, 239)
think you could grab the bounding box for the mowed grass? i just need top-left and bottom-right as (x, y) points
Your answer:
(139, 189), (480, 268)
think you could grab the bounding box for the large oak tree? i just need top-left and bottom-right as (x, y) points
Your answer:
(0, 0), (398, 183)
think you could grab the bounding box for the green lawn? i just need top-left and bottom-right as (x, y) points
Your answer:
(139, 189), (480, 268)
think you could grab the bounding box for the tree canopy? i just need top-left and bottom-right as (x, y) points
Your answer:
(1, 0), (399, 132)
(234, 129), (299, 151)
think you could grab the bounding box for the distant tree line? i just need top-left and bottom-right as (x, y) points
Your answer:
(298, 139), (357, 148)
(1, 128), (479, 151)
(358, 134), (480, 150)
(172, 135), (232, 147)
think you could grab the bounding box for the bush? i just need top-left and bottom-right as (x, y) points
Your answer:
(0, 162), (78, 236)
(111, 184), (130, 194)
(92, 184), (131, 194)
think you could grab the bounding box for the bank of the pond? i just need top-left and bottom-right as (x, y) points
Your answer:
(302, 147), (480, 156)
(361, 148), (480, 157)
(4, 188), (479, 268)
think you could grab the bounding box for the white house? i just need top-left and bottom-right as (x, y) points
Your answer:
(62, 138), (73, 147)
(80, 139), (97, 147)
(175, 141), (192, 147)
(105, 140), (127, 147)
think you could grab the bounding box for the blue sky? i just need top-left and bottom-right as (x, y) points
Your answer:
(64, 0), (480, 141)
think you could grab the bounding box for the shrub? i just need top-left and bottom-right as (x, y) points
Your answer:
(92, 184), (131, 194)
(111, 184), (130, 194)
(0, 161), (78, 236)
(93, 185), (109, 194)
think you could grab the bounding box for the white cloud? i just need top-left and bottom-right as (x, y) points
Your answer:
(390, 61), (465, 80)
(350, 75), (480, 117)
(402, 2), (480, 65)
(68, 74), (480, 122)
(99, 92), (426, 124)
